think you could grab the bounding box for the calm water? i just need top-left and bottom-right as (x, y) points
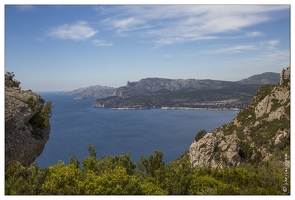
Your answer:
(35, 92), (239, 168)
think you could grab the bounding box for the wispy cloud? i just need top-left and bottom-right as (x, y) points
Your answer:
(246, 31), (263, 37)
(91, 39), (113, 46)
(48, 21), (98, 41)
(262, 40), (280, 49)
(98, 5), (289, 46)
(16, 5), (34, 11)
(209, 44), (257, 54)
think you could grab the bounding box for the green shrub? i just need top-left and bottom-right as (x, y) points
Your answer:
(238, 141), (253, 160)
(30, 101), (52, 129)
(5, 71), (21, 88)
(27, 97), (37, 110)
(270, 99), (281, 112)
(5, 148), (288, 195)
(195, 130), (207, 142)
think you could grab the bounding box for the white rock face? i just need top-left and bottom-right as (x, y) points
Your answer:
(189, 132), (241, 169)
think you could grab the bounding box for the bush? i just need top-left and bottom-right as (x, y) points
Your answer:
(30, 101), (52, 129)
(195, 130), (207, 142)
(5, 146), (288, 195)
(5, 71), (21, 88)
(27, 97), (37, 110)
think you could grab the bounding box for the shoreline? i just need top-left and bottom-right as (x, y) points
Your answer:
(106, 107), (240, 111)
(161, 107), (240, 111)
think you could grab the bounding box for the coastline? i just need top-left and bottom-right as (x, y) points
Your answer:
(108, 107), (240, 111)
(161, 107), (240, 111)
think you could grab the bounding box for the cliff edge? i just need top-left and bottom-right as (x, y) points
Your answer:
(5, 73), (52, 168)
(189, 67), (290, 169)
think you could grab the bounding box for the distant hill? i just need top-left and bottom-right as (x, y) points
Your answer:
(60, 85), (116, 99)
(237, 72), (280, 85)
(94, 72), (280, 109)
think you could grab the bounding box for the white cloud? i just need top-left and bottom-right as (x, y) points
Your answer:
(91, 39), (113, 46)
(48, 21), (98, 41)
(16, 5), (34, 11)
(260, 39), (280, 49)
(267, 40), (280, 46)
(209, 44), (256, 54)
(246, 31), (263, 37)
(98, 5), (289, 46)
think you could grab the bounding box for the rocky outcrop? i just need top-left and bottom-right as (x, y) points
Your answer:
(280, 66), (290, 84)
(5, 86), (51, 168)
(189, 68), (290, 169)
(190, 132), (241, 169)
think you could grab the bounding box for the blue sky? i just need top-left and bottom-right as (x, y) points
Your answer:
(4, 4), (291, 92)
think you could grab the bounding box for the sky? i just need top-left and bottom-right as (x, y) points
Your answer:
(4, 2), (291, 92)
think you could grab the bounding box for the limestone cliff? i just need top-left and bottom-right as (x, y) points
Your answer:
(189, 67), (290, 169)
(5, 75), (52, 168)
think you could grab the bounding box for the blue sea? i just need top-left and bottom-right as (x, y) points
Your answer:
(34, 92), (239, 168)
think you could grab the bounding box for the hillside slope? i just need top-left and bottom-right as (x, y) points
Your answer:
(189, 67), (290, 168)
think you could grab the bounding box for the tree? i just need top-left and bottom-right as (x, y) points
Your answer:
(5, 71), (21, 88)
(138, 150), (164, 177)
(69, 154), (80, 168)
(195, 130), (207, 142)
(87, 144), (96, 158)
(41, 161), (82, 194)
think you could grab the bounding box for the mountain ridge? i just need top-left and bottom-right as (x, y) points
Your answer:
(93, 72), (280, 109)
(60, 85), (116, 99)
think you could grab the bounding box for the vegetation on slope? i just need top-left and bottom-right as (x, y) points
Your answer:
(5, 145), (289, 195)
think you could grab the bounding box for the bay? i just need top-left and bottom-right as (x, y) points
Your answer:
(35, 92), (239, 168)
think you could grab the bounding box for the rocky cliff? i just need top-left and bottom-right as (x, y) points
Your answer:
(189, 68), (290, 169)
(5, 75), (52, 168)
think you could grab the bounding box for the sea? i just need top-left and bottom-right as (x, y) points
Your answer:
(34, 92), (239, 168)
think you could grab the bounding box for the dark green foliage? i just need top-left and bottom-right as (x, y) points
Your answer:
(236, 107), (255, 124)
(5, 146), (289, 195)
(222, 123), (237, 135)
(69, 154), (80, 168)
(281, 78), (290, 88)
(87, 144), (96, 158)
(238, 141), (253, 160)
(30, 101), (52, 129)
(5, 71), (21, 88)
(138, 150), (164, 177)
(235, 84), (276, 125)
(27, 97), (37, 110)
(254, 84), (276, 103)
(270, 99), (281, 112)
(195, 130), (207, 142)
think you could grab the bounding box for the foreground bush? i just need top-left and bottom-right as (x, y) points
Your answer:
(5, 146), (289, 195)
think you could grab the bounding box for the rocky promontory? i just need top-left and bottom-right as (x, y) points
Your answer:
(5, 73), (52, 168)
